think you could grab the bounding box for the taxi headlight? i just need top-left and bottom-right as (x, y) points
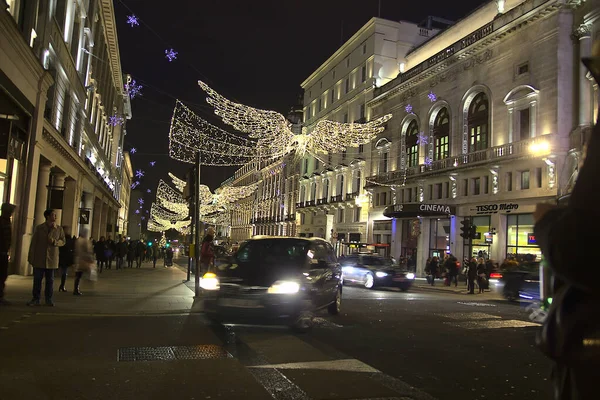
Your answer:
(267, 281), (300, 294)
(406, 272), (415, 280)
(375, 271), (388, 278)
(200, 272), (220, 290)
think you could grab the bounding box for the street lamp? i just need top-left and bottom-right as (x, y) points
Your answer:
(529, 141), (550, 155)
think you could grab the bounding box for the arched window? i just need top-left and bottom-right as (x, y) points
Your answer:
(433, 107), (450, 160)
(406, 120), (419, 167)
(468, 92), (489, 152)
(310, 182), (316, 200)
(300, 186), (306, 203)
(337, 175), (345, 196)
(352, 171), (361, 193)
(323, 178), (330, 200)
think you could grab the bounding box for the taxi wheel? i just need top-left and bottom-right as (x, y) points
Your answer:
(364, 272), (375, 289)
(328, 287), (342, 315)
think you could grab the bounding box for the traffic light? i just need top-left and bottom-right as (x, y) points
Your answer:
(460, 219), (471, 239)
(469, 225), (479, 239)
(147, 242), (152, 246)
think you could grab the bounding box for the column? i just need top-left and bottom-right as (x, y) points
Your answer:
(79, 191), (94, 238)
(91, 197), (101, 240)
(575, 23), (593, 127)
(62, 178), (78, 236)
(99, 201), (108, 239)
(52, 172), (66, 225)
(34, 163), (52, 227)
(416, 218), (430, 277)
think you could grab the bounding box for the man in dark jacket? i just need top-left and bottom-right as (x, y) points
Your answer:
(533, 40), (600, 399)
(58, 226), (76, 292)
(0, 203), (15, 305)
(115, 236), (128, 270)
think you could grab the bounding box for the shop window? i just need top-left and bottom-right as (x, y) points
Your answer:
(406, 120), (419, 167)
(520, 170), (530, 190)
(433, 107), (450, 160)
(468, 92), (489, 152)
(464, 215), (491, 260)
(430, 218), (450, 258)
(507, 214), (540, 261)
(338, 208), (344, 223)
(354, 207), (361, 222)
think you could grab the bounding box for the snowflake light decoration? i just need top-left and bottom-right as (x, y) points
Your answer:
(130, 148), (137, 154)
(405, 104), (413, 114)
(135, 209), (140, 214)
(131, 181), (140, 189)
(416, 132), (429, 145)
(424, 156), (433, 166)
(135, 169), (145, 179)
(141, 216), (146, 221)
(138, 198), (144, 205)
(125, 80), (142, 99)
(146, 210), (149, 214)
(108, 114), (124, 126)
(428, 91), (437, 102)
(149, 161), (156, 166)
(147, 189), (152, 193)
(165, 49), (178, 62)
(126, 15), (139, 27)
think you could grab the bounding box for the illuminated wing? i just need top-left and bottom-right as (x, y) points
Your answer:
(198, 185), (214, 205)
(168, 173), (186, 192)
(214, 184), (259, 205)
(306, 114), (393, 154)
(198, 80), (295, 157)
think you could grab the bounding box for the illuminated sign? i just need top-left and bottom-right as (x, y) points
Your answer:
(527, 234), (536, 245)
(471, 203), (519, 215)
(384, 203), (456, 218)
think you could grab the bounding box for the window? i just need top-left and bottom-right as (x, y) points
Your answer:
(323, 179), (329, 199)
(405, 188), (412, 202)
(506, 172), (513, 191)
(519, 108), (531, 139)
(517, 62), (529, 75)
(435, 183), (442, 199)
(320, 81), (323, 89)
(444, 182), (449, 198)
(352, 171), (361, 193)
(381, 192), (387, 206)
(507, 214), (541, 260)
(303, 158), (309, 174)
(345, 78), (349, 94)
(337, 175), (344, 195)
(310, 182), (317, 200)
(380, 152), (388, 173)
(338, 208), (344, 223)
(430, 218), (451, 258)
(342, 150), (347, 159)
(521, 170), (530, 190)
(465, 216), (491, 260)
(473, 177), (480, 195)
(300, 186), (306, 203)
(358, 144), (364, 153)
(468, 92), (489, 152)
(300, 213), (306, 224)
(433, 107), (450, 160)
(304, 109), (310, 122)
(535, 167), (542, 188)
(483, 176), (489, 194)
(359, 104), (365, 120)
(428, 184), (433, 200)
(354, 207), (361, 222)
(406, 120), (419, 168)
(361, 65), (366, 82)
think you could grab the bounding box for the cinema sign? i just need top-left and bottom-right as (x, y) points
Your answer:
(384, 203), (456, 218)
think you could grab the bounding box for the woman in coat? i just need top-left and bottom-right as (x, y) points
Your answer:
(73, 231), (95, 295)
(467, 257), (478, 294)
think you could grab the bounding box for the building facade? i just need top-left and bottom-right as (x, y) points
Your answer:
(1, 0), (131, 274)
(366, 0), (598, 276)
(297, 17), (443, 255)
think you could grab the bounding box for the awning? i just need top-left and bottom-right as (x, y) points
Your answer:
(383, 203), (456, 218)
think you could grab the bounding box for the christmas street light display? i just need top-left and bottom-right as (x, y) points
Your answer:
(165, 49), (178, 62)
(169, 172), (186, 192)
(125, 80), (142, 99)
(197, 80), (393, 157)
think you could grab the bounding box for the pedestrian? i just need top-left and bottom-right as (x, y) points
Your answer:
(476, 257), (487, 294)
(467, 257), (477, 294)
(534, 39), (600, 400)
(27, 209), (65, 306)
(165, 246), (173, 267)
(106, 236), (116, 269)
(444, 253), (459, 287)
(200, 228), (215, 274)
(152, 244), (159, 268)
(116, 236), (127, 270)
(73, 230), (95, 296)
(135, 240), (145, 268)
(94, 236), (107, 273)
(127, 240), (136, 268)
(58, 226), (75, 292)
(0, 203), (16, 305)
(428, 256), (439, 286)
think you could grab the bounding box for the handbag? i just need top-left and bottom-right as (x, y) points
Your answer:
(537, 283), (600, 365)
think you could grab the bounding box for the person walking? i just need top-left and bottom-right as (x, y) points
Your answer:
(58, 226), (75, 292)
(152, 244), (159, 268)
(115, 236), (127, 270)
(73, 230), (95, 296)
(127, 240), (136, 268)
(200, 228), (215, 274)
(27, 209), (65, 306)
(94, 236), (107, 273)
(135, 240), (145, 268)
(476, 258), (487, 294)
(467, 257), (477, 294)
(0, 203), (16, 305)
(428, 256), (439, 286)
(106, 236), (116, 270)
(444, 253), (459, 287)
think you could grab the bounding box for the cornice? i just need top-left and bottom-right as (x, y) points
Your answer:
(99, 0), (124, 94)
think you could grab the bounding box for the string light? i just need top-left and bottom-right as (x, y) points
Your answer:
(198, 80), (393, 157)
(428, 91), (437, 102)
(130, 148), (137, 154)
(124, 80), (142, 99)
(165, 49), (178, 62)
(138, 198), (144, 205)
(135, 169), (145, 178)
(109, 114), (124, 126)
(405, 104), (413, 114)
(417, 132), (428, 145)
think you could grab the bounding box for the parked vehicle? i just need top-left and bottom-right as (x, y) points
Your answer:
(340, 254), (415, 291)
(202, 236), (342, 332)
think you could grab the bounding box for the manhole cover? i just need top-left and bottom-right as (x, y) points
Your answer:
(117, 345), (232, 362)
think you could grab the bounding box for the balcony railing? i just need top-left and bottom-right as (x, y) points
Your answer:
(330, 194), (343, 203)
(346, 191), (360, 201)
(367, 135), (554, 184)
(316, 198), (329, 205)
(296, 202), (305, 209)
(307, 199), (316, 206)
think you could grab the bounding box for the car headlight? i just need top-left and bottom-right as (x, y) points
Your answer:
(375, 271), (388, 278)
(267, 280), (300, 294)
(406, 272), (415, 280)
(200, 272), (220, 290)
(342, 266), (354, 274)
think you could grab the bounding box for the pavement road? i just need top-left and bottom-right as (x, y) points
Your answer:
(0, 261), (552, 400)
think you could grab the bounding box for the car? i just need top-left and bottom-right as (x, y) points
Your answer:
(202, 236), (342, 332)
(340, 254), (415, 291)
(491, 261), (541, 302)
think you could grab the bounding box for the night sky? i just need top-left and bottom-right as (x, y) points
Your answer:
(115, 0), (488, 201)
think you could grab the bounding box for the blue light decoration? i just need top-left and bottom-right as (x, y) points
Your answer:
(147, 189), (152, 193)
(130, 148), (137, 154)
(428, 91), (437, 102)
(108, 114), (124, 126)
(405, 104), (413, 114)
(424, 156), (433, 166)
(124, 80), (142, 99)
(145, 210), (149, 214)
(126, 15), (139, 27)
(138, 198), (144, 205)
(416, 132), (429, 145)
(149, 161), (156, 166)
(135, 169), (145, 179)
(135, 209), (140, 214)
(131, 181), (140, 189)
(165, 48), (178, 62)
(141, 216), (146, 221)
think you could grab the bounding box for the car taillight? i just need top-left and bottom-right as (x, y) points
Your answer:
(490, 272), (502, 279)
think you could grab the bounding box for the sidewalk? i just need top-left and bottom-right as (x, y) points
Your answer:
(1, 260), (195, 315)
(412, 277), (504, 299)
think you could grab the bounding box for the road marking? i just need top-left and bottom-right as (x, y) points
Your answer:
(313, 317), (343, 328)
(456, 301), (497, 307)
(437, 312), (502, 320)
(444, 319), (541, 329)
(249, 358), (380, 373)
